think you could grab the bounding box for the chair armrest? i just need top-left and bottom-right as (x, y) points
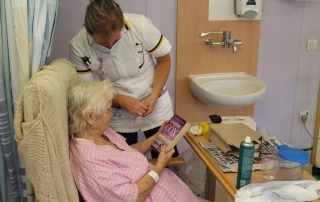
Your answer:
(148, 157), (185, 166)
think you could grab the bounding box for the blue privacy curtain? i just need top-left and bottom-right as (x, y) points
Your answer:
(0, 0), (61, 201)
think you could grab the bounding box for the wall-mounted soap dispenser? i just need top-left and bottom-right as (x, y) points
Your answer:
(235, 0), (262, 19)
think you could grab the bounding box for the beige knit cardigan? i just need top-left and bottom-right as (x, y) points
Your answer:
(14, 58), (79, 201)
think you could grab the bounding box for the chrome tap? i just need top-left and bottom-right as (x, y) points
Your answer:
(223, 31), (243, 54)
(223, 31), (231, 48)
(199, 30), (242, 54)
(228, 39), (243, 53)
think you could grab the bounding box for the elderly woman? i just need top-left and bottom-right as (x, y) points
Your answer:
(68, 80), (203, 202)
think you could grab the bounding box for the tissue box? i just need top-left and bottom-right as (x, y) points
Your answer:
(209, 123), (261, 154)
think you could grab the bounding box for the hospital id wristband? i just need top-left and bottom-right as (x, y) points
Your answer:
(147, 170), (160, 183)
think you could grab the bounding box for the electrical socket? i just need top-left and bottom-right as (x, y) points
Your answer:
(307, 39), (318, 51)
(300, 111), (309, 122)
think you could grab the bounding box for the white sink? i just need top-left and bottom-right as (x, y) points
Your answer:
(188, 72), (266, 107)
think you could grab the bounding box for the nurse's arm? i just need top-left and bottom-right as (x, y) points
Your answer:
(142, 54), (171, 116)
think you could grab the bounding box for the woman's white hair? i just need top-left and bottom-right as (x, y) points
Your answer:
(68, 79), (113, 135)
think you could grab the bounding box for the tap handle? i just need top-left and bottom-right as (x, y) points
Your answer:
(233, 40), (243, 45)
(200, 32), (223, 38)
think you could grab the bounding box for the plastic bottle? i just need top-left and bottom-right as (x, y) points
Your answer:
(236, 136), (254, 189)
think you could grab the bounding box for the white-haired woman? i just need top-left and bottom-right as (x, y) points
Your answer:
(68, 80), (204, 202)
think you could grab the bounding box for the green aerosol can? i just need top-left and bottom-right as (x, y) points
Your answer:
(236, 136), (254, 189)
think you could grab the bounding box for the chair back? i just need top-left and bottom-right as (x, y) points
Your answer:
(14, 58), (79, 201)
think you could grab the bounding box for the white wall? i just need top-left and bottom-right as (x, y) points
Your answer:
(52, 0), (320, 150)
(254, 0), (320, 149)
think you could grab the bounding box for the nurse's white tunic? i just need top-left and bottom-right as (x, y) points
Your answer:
(69, 13), (173, 133)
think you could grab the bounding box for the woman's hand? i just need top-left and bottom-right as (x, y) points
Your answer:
(136, 146), (173, 202)
(153, 147), (174, 173)
(114, 95), (148, 116)
(131, 121), (168, 154)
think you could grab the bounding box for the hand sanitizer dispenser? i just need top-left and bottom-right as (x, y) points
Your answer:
(235, 0), (262, 19)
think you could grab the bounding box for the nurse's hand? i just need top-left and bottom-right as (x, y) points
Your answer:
(142, 94), (158, 117)
(116, 95), (148, 116)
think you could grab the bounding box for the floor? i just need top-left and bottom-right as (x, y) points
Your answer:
(178, 147), (234, 202)
(215, 182), (233, 202)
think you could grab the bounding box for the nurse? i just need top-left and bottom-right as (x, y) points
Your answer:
(69, 0), (178, 158)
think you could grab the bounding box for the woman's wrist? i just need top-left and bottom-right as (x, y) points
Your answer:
(153, 164), (164, 174)
(147, 170), (160, 183)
